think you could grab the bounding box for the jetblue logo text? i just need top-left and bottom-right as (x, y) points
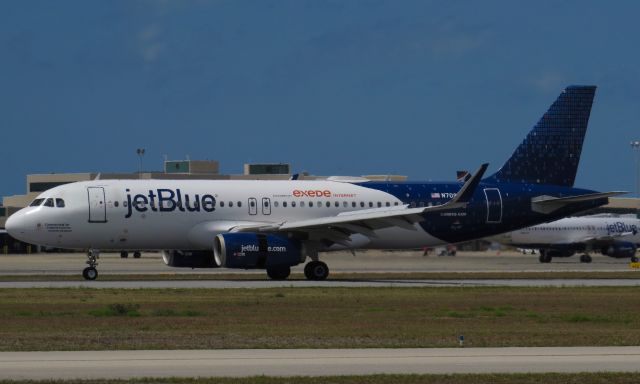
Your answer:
(607, 222), (638, 235)
(125, 188), (216, 218)
(240, 244), (287, 253)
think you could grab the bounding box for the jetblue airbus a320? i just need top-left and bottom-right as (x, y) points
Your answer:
(6, 86), (623, 280)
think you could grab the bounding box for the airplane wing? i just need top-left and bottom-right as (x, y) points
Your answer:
(229, 163), (489, 245)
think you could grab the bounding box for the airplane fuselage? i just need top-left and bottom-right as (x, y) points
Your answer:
(11, 179), (605, 252)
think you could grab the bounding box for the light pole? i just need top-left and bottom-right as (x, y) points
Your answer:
(631, 141), (640, 210)
(136, 148), (145, 177)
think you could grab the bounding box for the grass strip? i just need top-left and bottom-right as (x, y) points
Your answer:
(0, 271), (639, 281)
(2, 372), (640, 384)
(1, 286), (640, 351)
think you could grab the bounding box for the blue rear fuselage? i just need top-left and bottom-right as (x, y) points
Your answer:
(362, 181), (604, 243)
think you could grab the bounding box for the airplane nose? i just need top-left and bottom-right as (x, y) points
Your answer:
(5, 212), (30, 241)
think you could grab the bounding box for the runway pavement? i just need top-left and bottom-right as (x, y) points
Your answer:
(1, 250), (638, 288)
(1, 249), (637, 275)
(1, 347), (639, 379)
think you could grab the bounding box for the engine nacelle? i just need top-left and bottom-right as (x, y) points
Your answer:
(162, 250), (221, 268)
(214, 233), (303, 269)
(601, 241), (638, 259)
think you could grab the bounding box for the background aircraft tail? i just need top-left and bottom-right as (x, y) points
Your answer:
(486, 85), (596, 187)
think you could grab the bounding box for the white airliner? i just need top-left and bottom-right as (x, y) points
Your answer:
(4, 86), (624, 280)
(489, 215), (640, 263)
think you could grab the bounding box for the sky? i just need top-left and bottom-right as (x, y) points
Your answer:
(1, 0), (639, 199)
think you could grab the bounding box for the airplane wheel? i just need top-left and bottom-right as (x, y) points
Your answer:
(120, 251), (128, 258)
(579, 254), (592, 263)
(133, 251), (141, 259)
(266, 266), (291, 280)
(538, 254), (551, 263)
(304, 261), (329, 281)
(632, 256), (639, 263)
(82, 267), (98, 280)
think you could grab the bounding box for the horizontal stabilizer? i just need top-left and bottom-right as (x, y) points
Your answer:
(531, 191), (627, 214)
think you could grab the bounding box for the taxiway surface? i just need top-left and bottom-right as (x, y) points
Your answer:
(2, 347), (639, 379)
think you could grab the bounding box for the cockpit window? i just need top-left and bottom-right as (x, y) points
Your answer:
(29, 198), (45, 207)
(43, 198), (54, 207)
(55, 198), (65, 208)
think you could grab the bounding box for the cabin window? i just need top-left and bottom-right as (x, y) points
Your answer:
(283, 201), (288, 207)
(114, 201), (119, 207)
(229, 201), (234, 207)
(237, 201), (242, 207)
(274, 201), (279, 207)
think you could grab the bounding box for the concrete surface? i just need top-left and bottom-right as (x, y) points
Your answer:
(1, 347), (639, 379)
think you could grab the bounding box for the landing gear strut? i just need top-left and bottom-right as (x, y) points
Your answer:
(304, 261), (329, 280)
(83, 249), (99, 280)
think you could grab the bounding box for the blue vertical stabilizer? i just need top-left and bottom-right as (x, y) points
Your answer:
(486, 85), (596, 187)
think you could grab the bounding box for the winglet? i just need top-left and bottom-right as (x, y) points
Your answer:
(450, 163), (489, 205)
(428, 163), (488, 212)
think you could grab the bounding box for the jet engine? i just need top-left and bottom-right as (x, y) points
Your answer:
(213, 233), (304, 269)
(601, 241), (638, 259)
(161, 250), (221, 268)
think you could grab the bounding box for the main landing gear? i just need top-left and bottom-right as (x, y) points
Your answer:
(579, 254), (592, 263)
(304, 260), (329, 280)
(266, 266), (291, 280)
(538, 251), (552, 263)
(264, 261), (330, 281)
(83, 249), (99, 280)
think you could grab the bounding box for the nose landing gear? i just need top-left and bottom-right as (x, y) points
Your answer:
(83, 249), (99, 280)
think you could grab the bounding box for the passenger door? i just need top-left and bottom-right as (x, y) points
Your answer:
(87, 187), (107, 223)
(483, 188), (502, 223)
